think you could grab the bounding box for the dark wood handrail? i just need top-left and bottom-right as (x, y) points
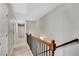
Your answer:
(56, 38), (78, 48)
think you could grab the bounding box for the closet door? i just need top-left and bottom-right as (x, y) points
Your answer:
(8, 20), (14, 55)
(0, 4), (8, 56)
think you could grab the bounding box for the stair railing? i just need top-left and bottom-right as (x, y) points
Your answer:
(26, 33), (56, 56)
(26, 33), (79, 56)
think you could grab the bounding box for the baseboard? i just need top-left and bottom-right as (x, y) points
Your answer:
(9, 47), (14, 56)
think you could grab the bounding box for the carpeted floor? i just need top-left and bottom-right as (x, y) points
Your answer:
(11, 38), (33, 56)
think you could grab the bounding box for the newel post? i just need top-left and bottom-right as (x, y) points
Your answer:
(51, 40), (56, 56)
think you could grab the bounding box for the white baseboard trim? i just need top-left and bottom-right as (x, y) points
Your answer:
(9, 47), (14, 56)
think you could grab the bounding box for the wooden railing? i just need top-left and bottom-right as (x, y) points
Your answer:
(26, 33), (79, 56)
(26, 33), (56, 56)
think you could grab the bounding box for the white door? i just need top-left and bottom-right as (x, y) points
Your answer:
(8, 21), (14, 55)
(18, 24), (25, 38)
(0, 5), (8, 56)
(0, 17), (8, 56)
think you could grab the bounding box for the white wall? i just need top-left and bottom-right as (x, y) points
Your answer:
(26, 21), (37, 35)
(0, 4), (9, 55)
(0, 4), (15, 56)
(38, 4), (79, 56)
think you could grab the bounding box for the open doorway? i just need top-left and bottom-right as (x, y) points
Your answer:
(18, 24), (25, 39)
(13, 23), (26, 48)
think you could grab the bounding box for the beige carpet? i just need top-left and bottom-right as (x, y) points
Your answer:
(11, 38), (33, 56)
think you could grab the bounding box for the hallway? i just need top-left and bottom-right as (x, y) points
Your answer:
(0, 3), (79, 56)
(11, 38), (33, 56)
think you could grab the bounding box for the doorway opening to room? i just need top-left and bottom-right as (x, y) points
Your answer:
(18, 24), (25, 39)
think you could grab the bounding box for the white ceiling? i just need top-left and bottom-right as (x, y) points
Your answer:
(9, 3), (62, 21)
